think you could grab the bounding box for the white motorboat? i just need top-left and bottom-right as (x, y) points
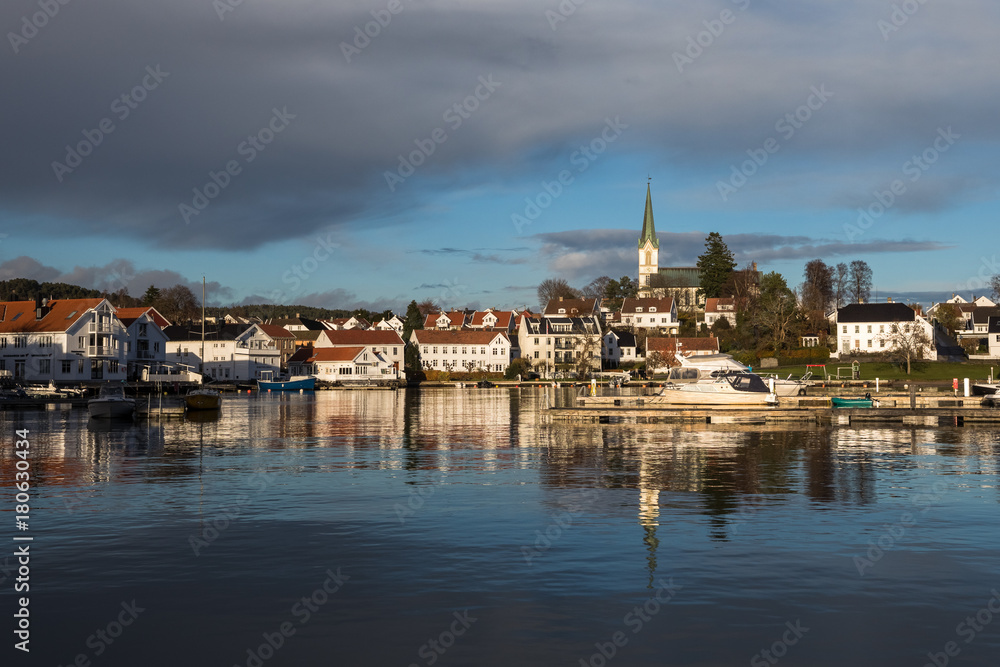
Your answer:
(972, 382), (1000, 396)
(88, 384), (135, 419)
(651, 373), (778, 406)
(673, 353), (811, 397)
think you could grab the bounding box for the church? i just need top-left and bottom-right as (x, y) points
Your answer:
(636, 184), (704, 309)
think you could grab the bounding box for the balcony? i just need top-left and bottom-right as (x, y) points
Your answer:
(88, 346), (116, 357)
(137, 350), (156, 360)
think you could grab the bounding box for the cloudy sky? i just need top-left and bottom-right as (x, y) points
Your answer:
(2, 0), (998, 311)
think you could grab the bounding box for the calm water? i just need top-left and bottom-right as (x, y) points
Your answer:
(2, 389), (1000, 666)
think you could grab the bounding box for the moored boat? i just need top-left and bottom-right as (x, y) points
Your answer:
(258, 376), (316, 391)
(971, 382), (999, 396)
(88, 384), (135, 419)
(831, 393), (879, 408)
(185, 387), (221, 410)
(652, 373), (778, 406)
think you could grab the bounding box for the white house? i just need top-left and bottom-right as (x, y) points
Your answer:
(411, 329), (512, 373)
(316, 329), (406, 377)
(323, 316), (370, 330)
(468, 309), (517, 331)
(115, 306), (170, 380)
(311, 346), (399, 381)
(703, 298), (737, 329)
(374, 315), (405, 333)
(0, 297), (128, 383)
(603, 330), (638, 368)
(519, 314), (602, 376)
(620, 297), (678, 334)
(832, 303), (937, 360)
(164, 323), (284, 381)
(423, 311), (468, 329)
(988, 317), (1000, 358)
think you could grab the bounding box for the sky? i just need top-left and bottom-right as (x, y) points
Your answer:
(2, 0), (999, 312)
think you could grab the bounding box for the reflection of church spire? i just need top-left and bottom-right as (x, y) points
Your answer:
(638, 461), (660, 588)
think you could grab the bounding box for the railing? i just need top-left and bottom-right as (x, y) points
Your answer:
(137, 351), (156, 359)
(89, 323), (114, 333)
(88, 346), (116, 357)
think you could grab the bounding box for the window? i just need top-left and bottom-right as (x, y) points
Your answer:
(61, 360), (72, 373)
(13, 336), (27, 348)
(842, 326), (847, 333)
(649, 307), (657, 313)
(879, 325), (884, 333)
(481, 347), (486, 355)
(534, 338), (539, 345)
(0, 337), (4, 348)
(39, 359), (51, 374)
(38, 336), (52, 347)
(880, 340), (886, 348)
(854, 326), (859, 334)
(533, 351), (539, 359)
(138, 323), (147, 336)
(154, 342), (159, 352)
(109, 360), (119, 373)
(423, 346), (428, 354)
(433, 347), (437, 354)
(462, 347), (467, 354)
(393, 347), (398, 355)
(452, 347), (457, 354)
(636, 307), (643, 313)
(867, 325), (872, 333)
(867, 340), (872, 348)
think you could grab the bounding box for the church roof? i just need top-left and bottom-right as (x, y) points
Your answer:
(638, 183), (659, 250)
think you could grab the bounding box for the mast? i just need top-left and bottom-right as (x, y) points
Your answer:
(201, 277), (206, 381)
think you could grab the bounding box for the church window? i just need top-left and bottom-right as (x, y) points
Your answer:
(645, 251), (651, 265)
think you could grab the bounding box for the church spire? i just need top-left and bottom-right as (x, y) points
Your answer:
(638, 183), (659, 249)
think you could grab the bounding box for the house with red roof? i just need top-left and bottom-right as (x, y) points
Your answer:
(410, 329), (511, 373)
(423, 311), (468, 329)
(309, 346), (399, 382)
(620, 297), (678, 334)
(316, 329), (406, 377)
(703, 298), (737, 329)
(0, 297), (128, 383)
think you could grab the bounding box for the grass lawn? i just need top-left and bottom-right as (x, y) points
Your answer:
(772, 360), (999, 383)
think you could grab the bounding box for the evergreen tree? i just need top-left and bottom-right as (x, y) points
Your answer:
(696, 232), (736, 299)
(402, 300), (423, 371)
(141, 285), (161, 306)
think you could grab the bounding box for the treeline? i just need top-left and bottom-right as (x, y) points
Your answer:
(0, 279), (101, 301)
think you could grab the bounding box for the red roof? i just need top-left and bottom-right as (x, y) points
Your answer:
(423, 311), (467, 328)
(0, 298), (103, 334)
(288, 347), (314, 363)
(318, 330), (404, 346)
(257, 324), (295, 339)
(412, 330), (509, 345)
(704, 298), (735, 313)
(115, 306), (171, 328)
(544, 298), (597, 316)
(469, 310), (514, 328)
(311, 346), (366, 362)
(621, 297), (674, 314)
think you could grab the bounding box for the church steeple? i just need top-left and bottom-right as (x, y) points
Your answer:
(638, 183), (659, 249)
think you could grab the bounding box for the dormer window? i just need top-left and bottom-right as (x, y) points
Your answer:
(558, 308), (566, 314)
(649, 307), (656, 313)
(636, 307), (643, 313)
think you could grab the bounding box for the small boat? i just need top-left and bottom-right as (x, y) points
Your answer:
(971, 382), (1000, 396)
(185, 387), (221, 410)
(258, 376), (316, 391)
(476, 380), (495, 388)
(832, 393), (879, 408)
(653, 373), (778, 406)
(88, 384), (136, 419)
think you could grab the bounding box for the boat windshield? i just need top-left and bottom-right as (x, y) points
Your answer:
(727, 374), (769, 393)
(98, 385), (126, 399)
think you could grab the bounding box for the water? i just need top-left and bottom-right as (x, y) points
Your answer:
(2, 389), (1000, 666)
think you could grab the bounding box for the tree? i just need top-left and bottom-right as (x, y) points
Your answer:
(834, 263), (849, 309)
(141, 285), (161, 306)
(935, 303), (963, 338)
(574, 334), (602, 379)
(877, 320), (931, 375)
(581, 276), (611, 299)
(600, 275), (639, 311)
(537, 278), (578, 309)
(848, 260), (872, 304)
(504, 357), (533, 380)
(154, 284), (199, 323)
(754, 272), (799, 353)
(696, 232), (736, 299)
(990, 275), (1000, 301)
(645, 350), (666, 376)
(416, 300), (439, 316)
(402, 300), (423, 371)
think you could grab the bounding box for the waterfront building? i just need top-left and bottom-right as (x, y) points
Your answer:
(831, 302), (937, 360)
(114, 306), (171, 380)
(316, 329), (406, 377)
(620, 297), (679, 335)
(410, 329), (512, 373)
(603, 330), (638, 368)
(163, 323), (286, 381)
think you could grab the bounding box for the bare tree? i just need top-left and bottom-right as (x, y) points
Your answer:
(154, 284), (199, 323)
(848, 260), (873, 304)
(645, 350), (666, 376)
(537, 278), (578, 309)
(574, 334), (602, 379)
(754, 272), (798, 353)
(416, 300), (440, 316)
(834, 263), (849, 309)
(990, 274), (1000, 302)
(877, 320), (931, 375)
(801, 259), (833, 323)
(581, 276), (611, 299)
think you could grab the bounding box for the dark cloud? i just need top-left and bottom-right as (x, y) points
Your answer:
(4, 1), (1000, 253)
(410, 247), (529, 264)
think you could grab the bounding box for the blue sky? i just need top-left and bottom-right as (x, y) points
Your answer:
(2, 0), (998, 311)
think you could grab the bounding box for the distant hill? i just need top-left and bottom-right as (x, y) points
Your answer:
(0, 279), (101, 302)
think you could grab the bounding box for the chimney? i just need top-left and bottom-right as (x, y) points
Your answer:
(887, 297), (892, 303)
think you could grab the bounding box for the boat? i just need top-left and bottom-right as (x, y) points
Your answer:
(673, 354), (811, 397)
(971, 382), (1000, 396)
(652, 373), (778, 406)
(88, 384), (136, 419)
(831, 393), (879, 408)
(185, 387), (221, 410)
(476, 380), (495, 388)
(185, 277), (222, 411)
(258, 376), (316, 391)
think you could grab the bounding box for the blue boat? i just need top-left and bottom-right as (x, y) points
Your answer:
(258, 376), (316, 391)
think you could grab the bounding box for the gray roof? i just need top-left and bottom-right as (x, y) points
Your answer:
(837, 303), (915, 323)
